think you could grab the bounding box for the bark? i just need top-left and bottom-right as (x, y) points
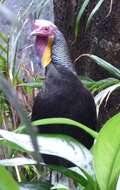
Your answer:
(53, 0), (120, 126)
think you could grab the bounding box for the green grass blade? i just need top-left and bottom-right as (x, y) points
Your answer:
(83, 54), (120, 79)
(0, 31), (8, 43)
(0, 54), (6, 63)
(18, 82), (43, 88)
(86, 0), (105, 30)
(0, 44), (7, 53)
(33, 118), (98, 139)
(0, 73), (43, 166)
(75, 0), (90, 37)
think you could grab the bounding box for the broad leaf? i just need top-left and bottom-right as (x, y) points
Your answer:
(93, 113), (120, 190)
(0, 165), (19, 190)
(20, 181), (51, 190)
(0, 129), (92, 170)
(0, 157), (37, 166)
(0, 157), (88, 187)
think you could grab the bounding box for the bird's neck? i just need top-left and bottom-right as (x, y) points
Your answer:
(52, 31), (76, 74)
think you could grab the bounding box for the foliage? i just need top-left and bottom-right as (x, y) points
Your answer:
(75, 54), (120, 116)
(0, 1), (120, 190)
(75, 0), (113, 37)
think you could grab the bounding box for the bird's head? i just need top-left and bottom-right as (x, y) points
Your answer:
(31, 19), (58, 67)
(31, 19), (75, 74)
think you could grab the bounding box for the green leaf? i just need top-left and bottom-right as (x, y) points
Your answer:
(18, 82), (43, 88)
(0, 73), (43, 166)
(84, 54), (120, 79)
(20, 181), (51, 190)
(0, 157), (89, 187)
(0, 129), (92, 169)
(0, 44), (7, 53)
(33, 118), (98, 139)
(0, 139), (26, 152)
(0, 157), (88, 187)
(49, 165), (87, 187)
(0, 32), (8, 43)
(86, 0), (105, 30)
(0, 157), (37, 166)
(95, 83), (120, 115)
(81, 77), (119, 93)
(80, 168), (100, 190)
(18, 117), (98, 139)
(75, 0), (90, 37)
(51, 184), (70, 190)
(93, 113), (120, 190)
(0, 54), (6, 63)
(0, 165), (19, 190)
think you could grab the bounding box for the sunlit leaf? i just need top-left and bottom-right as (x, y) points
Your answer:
(0, 157), (88, 187)
(0, 165), (19, 190)
(93, 113), (120, 190)
(51, 184), (70, 190)
(0, 129), (93, 169)
(33, 118), (98, 139)
(0, 157), (37, 166)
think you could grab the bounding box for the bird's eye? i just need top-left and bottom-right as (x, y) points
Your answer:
(43, 27), (49, 31)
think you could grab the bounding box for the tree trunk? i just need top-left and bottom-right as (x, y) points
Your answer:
(53, 0), (120, 126)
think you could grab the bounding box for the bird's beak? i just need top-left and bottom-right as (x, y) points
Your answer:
(30, 30), (40, 36)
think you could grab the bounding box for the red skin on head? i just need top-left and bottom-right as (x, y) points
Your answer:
(32, 20), (57, 58)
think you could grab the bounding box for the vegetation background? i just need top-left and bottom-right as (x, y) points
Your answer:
(0, 0), (120, 190)
(53, 0), (120, 126)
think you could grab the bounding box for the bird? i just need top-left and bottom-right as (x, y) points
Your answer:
(31, 19), (97, 167)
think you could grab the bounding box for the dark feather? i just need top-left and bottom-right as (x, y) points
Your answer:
(32, 64), (97, 167)
(31, 20), (97, 167)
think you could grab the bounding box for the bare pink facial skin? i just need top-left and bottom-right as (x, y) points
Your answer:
(31, 19), (57, 60)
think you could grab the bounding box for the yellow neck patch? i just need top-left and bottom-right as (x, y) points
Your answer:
(41, 37), (53, 67)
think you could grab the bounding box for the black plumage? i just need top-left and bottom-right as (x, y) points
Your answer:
(31, 20), (97, 167)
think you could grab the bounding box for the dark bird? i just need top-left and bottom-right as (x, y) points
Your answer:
(31, 19), (97, 167)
